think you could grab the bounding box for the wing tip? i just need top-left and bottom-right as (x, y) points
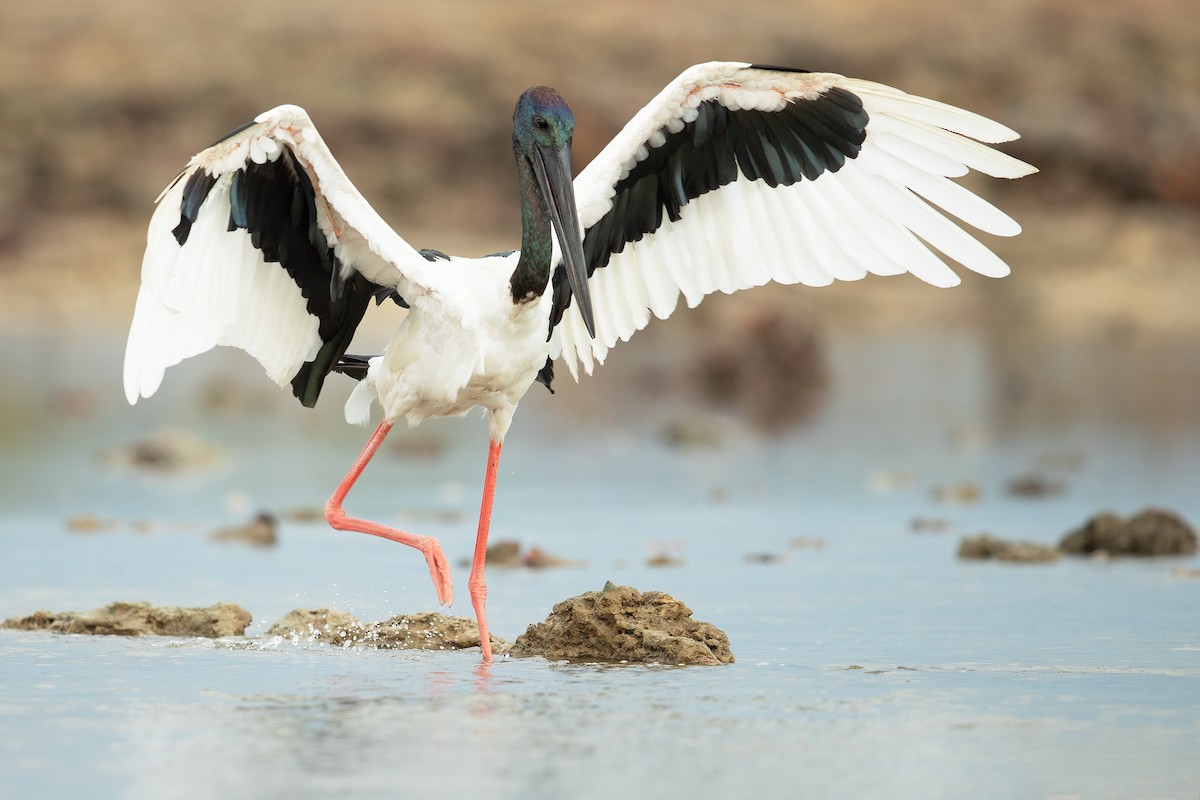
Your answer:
(1007, 160), (1039, 179)
(122, 362), (160, 406)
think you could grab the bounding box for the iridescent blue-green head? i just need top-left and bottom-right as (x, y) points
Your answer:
(512, 87), (594, 338)
(513, 86), (575, 155)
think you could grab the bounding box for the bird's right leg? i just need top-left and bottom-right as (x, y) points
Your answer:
(325, 420), (453, 606)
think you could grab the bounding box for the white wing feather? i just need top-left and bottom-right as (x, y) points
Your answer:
(124, 105), (437, 404)
(552, 62), (1037, 380)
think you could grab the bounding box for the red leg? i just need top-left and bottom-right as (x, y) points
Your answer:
(468, 439), (503, 662)
(325, 420), (453, 606)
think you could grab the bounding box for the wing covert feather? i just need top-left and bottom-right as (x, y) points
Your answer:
(550, 62), (1036, 379)
(124, 105), (436, 406)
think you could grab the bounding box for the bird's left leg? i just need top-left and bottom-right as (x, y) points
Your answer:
(325, 420), (454, 606)
(467, 439), (503, 662)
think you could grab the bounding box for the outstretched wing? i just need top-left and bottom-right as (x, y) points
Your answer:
(547, 62), (1037, 379)
(123, 104), (439, 407)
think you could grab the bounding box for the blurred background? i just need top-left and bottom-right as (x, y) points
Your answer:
(0, 0), (1198, 465)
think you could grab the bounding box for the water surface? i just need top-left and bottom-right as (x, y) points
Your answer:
(1, 330), (1198, 799)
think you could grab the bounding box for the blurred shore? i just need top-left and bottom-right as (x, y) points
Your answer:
(1, 0), (1197, 344)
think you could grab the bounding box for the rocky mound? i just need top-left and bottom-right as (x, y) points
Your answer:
(2, 601), (251, 638)
(268, 608), (507, 652)
(1060, 509), (1197, 556)
(510, 582), (733, 665)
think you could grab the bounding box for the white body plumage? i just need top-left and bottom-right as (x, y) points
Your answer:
(345, 253), (552, 441)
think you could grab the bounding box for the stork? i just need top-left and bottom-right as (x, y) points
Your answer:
(124, 62), (1036, 661)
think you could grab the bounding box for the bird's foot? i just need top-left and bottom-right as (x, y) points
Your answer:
(420, 537), (453, 607)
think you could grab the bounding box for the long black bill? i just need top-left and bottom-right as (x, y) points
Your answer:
(533, 141), (595, 339)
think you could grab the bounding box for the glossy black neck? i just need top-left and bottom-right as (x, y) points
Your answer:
(509, 155), (554, 306)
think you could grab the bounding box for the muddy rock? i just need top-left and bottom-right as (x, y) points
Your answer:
(645, 541), (687, 568)
(523, 547), (582, 569)
(1059, 509), (1198, 556)
(210, 512), (278, 547)
(486, 540), (523, 567)
(268, 608), (507, 652)
(484, 539), (579, 569)
(2, 601), (251, 637)
(267, 608), (363, 643)
(279, 506), (326, 523)
(100, 429), (224, 473)
(510, 582), (734, 665)
(957, 534), (1061, 563)
(369, 612), (508, 651)
(1005, 473), (1068, 498)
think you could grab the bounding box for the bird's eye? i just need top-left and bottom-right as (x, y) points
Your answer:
(533, 116), (550, 130)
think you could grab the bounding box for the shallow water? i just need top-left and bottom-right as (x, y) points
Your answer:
(2, 329), (1198, 799)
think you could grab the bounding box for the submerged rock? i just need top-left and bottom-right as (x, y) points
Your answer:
(1005, 473), (1068, 498)
(645, 552), (685, 568)
(267, 608), (362, 643)
(268, 608), (507, 652)
(510, 581), (734, 665)
(485, 539), (524, 567)
(209, 512), (278, 547)
(483, 539), (579, 569)
(2, 601), (251, 637)
(369, 612), (508, 651)
(957, 534), (1061, 563)
(100, 428), (224, 473)
(1059, 509), (1198, 556)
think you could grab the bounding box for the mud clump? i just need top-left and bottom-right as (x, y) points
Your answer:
(1005, 473), (1068, 498)
(209, 512), (278, 547)
(957, 534), (1061, 563)
(485, 540), (523, 567)
(2, 601), (251, 637)
(1059, 509), (1198, 556)
(100, 429), (224, 473)
(646, 552), (685, 568)
(268, 608), (507, 652)
(510, 582), (734, 665)
(267, 608), (362, 643)
(484, 539), (578, 569)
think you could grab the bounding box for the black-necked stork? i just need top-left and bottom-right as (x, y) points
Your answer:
(124, 62), (1036, 661)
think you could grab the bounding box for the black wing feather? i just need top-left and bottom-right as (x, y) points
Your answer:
(545, 79), (870, 344)
(172, 142), (398, 408)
